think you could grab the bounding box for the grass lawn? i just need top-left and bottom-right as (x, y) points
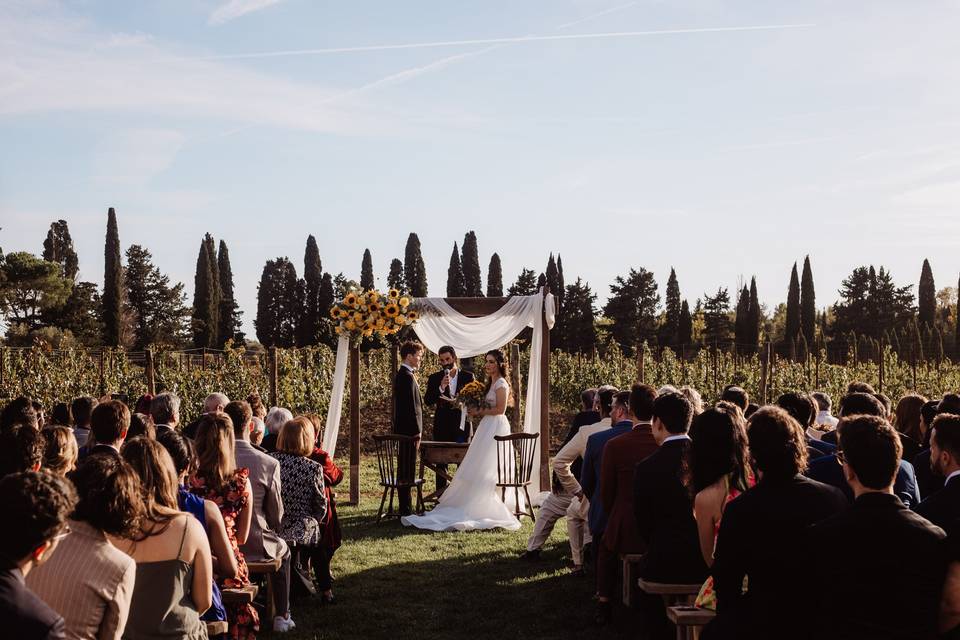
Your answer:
(266, 455), (644, 639)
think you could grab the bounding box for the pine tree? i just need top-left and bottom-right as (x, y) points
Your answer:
(561, 278), (596, 353)
(660, 268), (682, 347)
(191, 237), (217, 348)
(603, 268), (660, 355)
(461, 231), (482, 296)
(919, 258), (936, 327)
(678, 300), (693, 348)
(255, 258), (299, 347)
(203, 234), (221, 345)
(359, 248), (375, 291)
(486, 254), (503, 297)
(446, 243), (466, 297)
(785, 262), (801, 344)
(703, 288), (732, 345)
(387, 259), (405, 291)
(508, 269), (538, 296)
(125, 245), (189, 349)
(801, 255), (816, 342)
(217, 240), (243, 346)
(42, 220), (79, 281)
(298, 235), (323, 346)
(102, 208), (123, 346)
(403, 233), (428, 296)
(60, 281), (103, 345)
(748, 277), (761, 351)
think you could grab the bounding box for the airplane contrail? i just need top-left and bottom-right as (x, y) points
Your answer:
(555, 1), (640, 30)
(198, 23), (815, 61)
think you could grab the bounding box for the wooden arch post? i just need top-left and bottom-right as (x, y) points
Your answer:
(349, 344), (361, 505)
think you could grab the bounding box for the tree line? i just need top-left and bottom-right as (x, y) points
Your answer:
(1, 209), (958, 364)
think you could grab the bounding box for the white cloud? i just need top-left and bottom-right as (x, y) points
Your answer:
(92, 129), (187, 186)
(209, 0), (284, 25)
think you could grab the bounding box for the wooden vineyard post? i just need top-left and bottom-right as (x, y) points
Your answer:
(349, 345), (361, 505)
(759, 343), (769, 405)
(390, 343), (399, 425)
(539, 289), (551, 491)
(815, 353), (821, 389)
(637, 344), (645, 384)
(269, 346), (279, 407)
(145, 349), (156, 395)
(510, 343), (522, 433)
(878, 350), (885, 393)
(712, 344), (718, 395)
(98, 350), (106, 397)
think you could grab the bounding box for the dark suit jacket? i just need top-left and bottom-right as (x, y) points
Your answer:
(261, 432), (277, 453)
(806, 454), (921, 508)
(392, 366), (422, 437)
(0, 567), (65, 640)
(633, 437), (708, 583)
(599, 425), (658, 553)
(581, 421), (632, 536)
(423, 369), (475, 442)
(916, 474), (960, 534)
(711, 475), (847, 640)
(808, 492), (947, 640)
(914, 448), (945, 499)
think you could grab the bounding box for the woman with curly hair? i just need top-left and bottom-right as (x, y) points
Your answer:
(40, 425), (78, 476)
(189, 413), (258, 639)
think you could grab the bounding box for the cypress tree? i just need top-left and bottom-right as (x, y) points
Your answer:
(403, 233), (428, 296)
(255, 258), (299, 347)
(191, 237), (217, 348)
(318, 272), (336, 346)
(387, 259), (404, 291)
(360, 249), (375, 291)
(486, 253), (503, 297)
(255, 261), (277, 347)
(556, 255), (566, 310)
(785, 262), (801, 345)
(678, 299), (693, 348)
(734, 285), (750, 351)
(461, 231), (482, 296)
(217, 240), (243, 346)
(102, 207), (123, 346)
(747, 277), (761, 350)
(801, 255), (816, 342)
(446, 243), (465, 297)
(545, 254), (561, 298)
(298, 235), (323, 346)
(911, 318), (924, 362)
(661, 268), (682, 347)
(562, 278), (597, 353)
(203, 234), (220, 345)
(919, 258), (936, 327)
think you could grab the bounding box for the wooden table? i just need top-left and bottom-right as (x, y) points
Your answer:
(419, 441), (470, 503)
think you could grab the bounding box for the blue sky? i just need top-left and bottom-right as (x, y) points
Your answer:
(2, 0), (960, 337)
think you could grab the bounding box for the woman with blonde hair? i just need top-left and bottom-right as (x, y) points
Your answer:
(41, 425), (78, 476)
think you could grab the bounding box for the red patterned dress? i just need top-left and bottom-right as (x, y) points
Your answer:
(189, 467), (260, 639)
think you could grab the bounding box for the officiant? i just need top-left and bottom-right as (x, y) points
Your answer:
(424, 345), (475, 491)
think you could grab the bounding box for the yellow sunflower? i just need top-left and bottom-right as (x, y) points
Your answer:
(388, 288), (400, 299)
(384, 303), (400, 318)
(399, 296), (410, 307)
(407, 310), (420, 321)
(345, 320), (356, 331)
(344, 292), (357, 306)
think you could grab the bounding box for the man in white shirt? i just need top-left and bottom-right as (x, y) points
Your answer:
(812, 392), (838, 440)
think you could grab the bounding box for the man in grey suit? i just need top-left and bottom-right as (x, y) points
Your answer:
(226, 401), (295, 633)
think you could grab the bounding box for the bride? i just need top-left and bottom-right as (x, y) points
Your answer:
(402, 349), (521, 532)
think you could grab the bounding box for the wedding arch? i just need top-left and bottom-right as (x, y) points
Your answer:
(320, 288), (556, 504)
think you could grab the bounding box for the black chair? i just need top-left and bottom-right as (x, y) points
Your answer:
(373, 434), (424, 521)
(494, 432), (539, 522)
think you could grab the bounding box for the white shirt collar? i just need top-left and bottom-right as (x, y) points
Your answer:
(401, 363), (416, 372)
(662, 434), (691, 444)
(947, 469), (960, 485)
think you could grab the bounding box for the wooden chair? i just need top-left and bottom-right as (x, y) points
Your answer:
(621, 553), (644, 607)
(666, 605), (715, 640)
(636, 578), (702, 606)
(221, 584), (258, 606)
(246, 557), (282, 621)
(494, 432), (539, 521)
(373, 434), (424, 521)
(205, 621), (229, 637)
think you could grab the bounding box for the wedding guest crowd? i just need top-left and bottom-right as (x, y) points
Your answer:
(1, 389), (343, 639)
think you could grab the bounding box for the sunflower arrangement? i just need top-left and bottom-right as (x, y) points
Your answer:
(329, 288), (419, 341)
(456, 380), (488, 410)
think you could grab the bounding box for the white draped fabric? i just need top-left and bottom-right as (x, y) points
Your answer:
(321, 335), (350, 456)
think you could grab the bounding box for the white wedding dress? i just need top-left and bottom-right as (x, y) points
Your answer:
(402, 377), (522, 532)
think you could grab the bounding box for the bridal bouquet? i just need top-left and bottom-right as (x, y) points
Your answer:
(456, 380), (488, 410)
(330, 288), (420, 341)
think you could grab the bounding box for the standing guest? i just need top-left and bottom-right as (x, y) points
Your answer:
(228, 400), (296, 632)
(0, 471), (77, 640)
(270, 418), (327, 604)
(392, 341), (424, 516)
(261, 407), (293, 454)
(811, 391), (838, 429)
(720, 386), (749, 413)
(305, 414), (343, 605)
(115, 439), (213, 640)
(424, 346), (476, 489)
(41, 426), (78, 476)
(593, 385), (658, 623)
(0, 425), (46, 476)
(189, 413), (259, 638)
(893, 393), (927, 462)
(184, 393), (230, 439)
(84, 400), (129, 459)
(27, 454), (140, 640)
(633, 392), (705, 639)
(50, 403), (72, 428)
(150, 393), (181, 438)
(127, 413), (155, 440)
(708, 407), (847, 640)
(915, 395), (960, 499)
(916, 414), (960, 534)
(808, 415), (947, 639)
(1, 396), (40, 431)
(70, 396), (97, 449)
(688, 403), (755, 611)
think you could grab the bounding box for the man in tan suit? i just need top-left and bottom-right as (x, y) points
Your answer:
(226, 401), (295, 633)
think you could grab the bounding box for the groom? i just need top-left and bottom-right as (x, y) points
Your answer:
(393, 340), (424, 516)
(424, 346), (475, 491)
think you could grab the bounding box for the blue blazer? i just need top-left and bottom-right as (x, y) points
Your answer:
(581, 421), (633, 536)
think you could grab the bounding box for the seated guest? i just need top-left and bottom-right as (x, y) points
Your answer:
(806, 392), (920, 507)
(189, 413), (259, 637)
(812, 391), (838, 429)
(915, 395), (960, 499)
(183, 393), (229, 439)
(27, 454), (140, 640)
(227, 400), (297, 632)
(270, 418), (327, 605)
(115, 438), (212, 640)
(70, 396), (97, 449)
(247, 393), (268, 421)
(50, 402), (72, 428)
(0, 471), (77, 640)
(0, 425), (46, 476)
(127, 413), (155, 440)
(133, 394), (153, 417)
(83, 400), (129, 459)
(593, 385), (658, 624)
(743, 403), (759, 419)
(689, 403), (755, 611)
(719, 386), (749, 413)
(150, 392), (181, 438)
(709, 407), (846, 640)
(32, 401), (47, 428)
(304, 413), (344, 605)
(916, 414), (960, 534)
(776, 392), (834, 458)
(1, 396), (39, 431)
(261, 407), (293, 453)
(875, 392), (893, 420)
(40, 426), (78, 477)
(633, 392), (705, 640)
(808, 415), (947, 639)
(893, 393), (926, 463)
(847, 380), (877, 394)
(679, 385), (704, 416)
(251, 417), (266, 449)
